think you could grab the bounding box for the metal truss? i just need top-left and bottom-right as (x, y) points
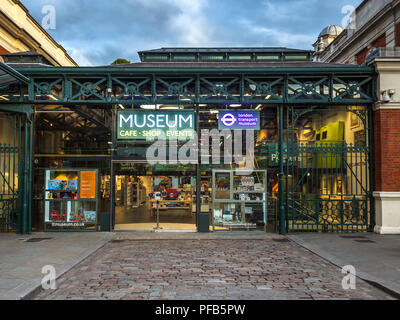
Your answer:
(0, 66), (375, 106)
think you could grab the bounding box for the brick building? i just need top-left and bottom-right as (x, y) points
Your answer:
(314, 0), (400, 234)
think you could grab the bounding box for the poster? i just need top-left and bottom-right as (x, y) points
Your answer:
(80, 171), (96, 199)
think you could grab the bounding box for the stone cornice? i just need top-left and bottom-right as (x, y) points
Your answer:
(373, 58), (400, 72)
(373, 192), (400, 198)
(373, 102), (400, 111)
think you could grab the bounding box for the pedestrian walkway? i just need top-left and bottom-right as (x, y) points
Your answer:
(288, 233), (400, 297)
(34, 232), (393, 300)
(0, 232), (113, 300)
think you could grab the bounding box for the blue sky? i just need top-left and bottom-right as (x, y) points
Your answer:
(22, 0), (362, 66)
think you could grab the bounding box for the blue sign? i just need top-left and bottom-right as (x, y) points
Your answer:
(219, 110), (260, 130)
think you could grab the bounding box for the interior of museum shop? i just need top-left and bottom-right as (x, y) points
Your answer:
(30, 103), (369, 233)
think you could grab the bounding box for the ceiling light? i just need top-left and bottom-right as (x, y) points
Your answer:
(230, 104), (242, 108)
(160, 105), (182, 110)
(140, 105), (158, 110)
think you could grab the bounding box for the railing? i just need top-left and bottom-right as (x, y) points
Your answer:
(366, 47), (400, 63)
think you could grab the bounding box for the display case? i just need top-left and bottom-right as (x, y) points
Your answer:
(212, 170), (267, 231)
(44, 169), (98, 231)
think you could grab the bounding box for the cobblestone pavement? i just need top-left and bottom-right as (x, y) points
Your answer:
(35, 236), (394, 300)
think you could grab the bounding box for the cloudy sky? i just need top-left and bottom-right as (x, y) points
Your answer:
(22, 0), (362, 66)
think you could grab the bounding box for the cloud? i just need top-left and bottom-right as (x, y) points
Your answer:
(21, 0), (363, 66)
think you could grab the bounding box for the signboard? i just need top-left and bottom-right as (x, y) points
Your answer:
(118, 110), (195, 140)
(266, 143), (298, 166)
(80, 171), (96, 199)
(219, 110), (260, 130)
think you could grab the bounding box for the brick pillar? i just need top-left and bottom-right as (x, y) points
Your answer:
(372, 58), (400, 234)
(373, 107), (400, 234)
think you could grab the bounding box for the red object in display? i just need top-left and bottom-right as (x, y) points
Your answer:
(166, 189), (178, 200)
(50, 210), (66, 222)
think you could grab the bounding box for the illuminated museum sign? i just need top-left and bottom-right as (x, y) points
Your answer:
(117, 110), (195, 140)
(219, 110), (260, 130)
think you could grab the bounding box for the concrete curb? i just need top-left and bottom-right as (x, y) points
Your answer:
(9, 232), (115, 300)
(287, 235), (400, 299)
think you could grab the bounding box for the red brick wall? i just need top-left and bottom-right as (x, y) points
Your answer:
(373, 109), (400, 191)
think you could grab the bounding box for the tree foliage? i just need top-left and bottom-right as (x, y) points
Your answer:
(111, 58), (131, 65)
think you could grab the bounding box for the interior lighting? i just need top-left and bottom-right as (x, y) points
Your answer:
(140, 105), (158, 110)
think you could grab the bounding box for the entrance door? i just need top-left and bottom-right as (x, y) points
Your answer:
(113, 166), (197, 231)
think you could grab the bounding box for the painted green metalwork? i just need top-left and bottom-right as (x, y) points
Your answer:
(0, 63), (377, 234)
(0, 106), (33, 234)
(138, 48), (314, 63)
(0, 119), (20, 232)
(0, 66), (375, 106)
(285, 106), (372, 232)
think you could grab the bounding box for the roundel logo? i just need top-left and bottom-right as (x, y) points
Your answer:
(221, 113), (237, 127)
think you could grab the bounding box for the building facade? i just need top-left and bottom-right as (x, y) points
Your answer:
(0, 1), (393, 235)
(0, 0), (77, 233)
(0, 0), (77, 66)
(0, 47), (376, 235)
(314, 0), (400, 234)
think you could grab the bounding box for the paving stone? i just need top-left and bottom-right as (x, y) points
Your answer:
(34, 238), (394, 300)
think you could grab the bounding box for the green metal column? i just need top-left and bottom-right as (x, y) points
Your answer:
(279, 105), (286, 235)
(21, 115), (28, 234)
(28, 113), (33, 234)
(110, 106), (116, 231)
(196, 103), (205, 232)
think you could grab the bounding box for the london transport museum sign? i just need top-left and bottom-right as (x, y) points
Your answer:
(118, 110), (195, 140)
(117, 109), (261, 140)
(219, 110), (260, 131)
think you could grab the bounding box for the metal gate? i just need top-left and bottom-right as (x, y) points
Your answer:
(0, 115), (21, 232)
(285, 106), (373, 232)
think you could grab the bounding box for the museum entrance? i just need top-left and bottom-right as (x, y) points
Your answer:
(113, 164), (197, 231)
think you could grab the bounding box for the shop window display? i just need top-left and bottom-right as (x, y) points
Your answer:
(44, 169), (98, 231)
(212, 170), (267, 231)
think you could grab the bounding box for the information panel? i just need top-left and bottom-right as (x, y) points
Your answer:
(80, 171), (97, 199)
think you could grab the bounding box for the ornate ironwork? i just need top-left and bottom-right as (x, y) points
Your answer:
(0, 66), (375, 105)
(285, 107), (372, 232)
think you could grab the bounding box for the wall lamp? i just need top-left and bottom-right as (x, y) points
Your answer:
(381, 89), (396, 103)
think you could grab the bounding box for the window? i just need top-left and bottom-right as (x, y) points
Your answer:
(256, 55), (280, 61)
(396, 22), (400, 46)
(173, 55), (196, 62)
(228, 55), (252, 61)
(371, 33), (386, 48)
(356, 47), (369, 65)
